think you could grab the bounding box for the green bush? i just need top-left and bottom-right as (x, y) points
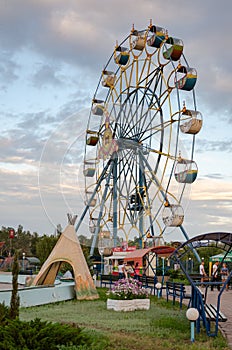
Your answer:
(166, 268), (180, 279)
(0, 318), (91, 350)
(0, 302), (10, 325)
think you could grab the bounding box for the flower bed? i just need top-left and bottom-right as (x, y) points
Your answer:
(107, 278), (149, 300)
(106, 278), (150, 311)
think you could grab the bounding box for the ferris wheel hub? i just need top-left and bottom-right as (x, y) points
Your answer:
(117, 138), (140, 151)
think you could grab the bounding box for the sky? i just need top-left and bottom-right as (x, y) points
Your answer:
(0, 0), (232, 243)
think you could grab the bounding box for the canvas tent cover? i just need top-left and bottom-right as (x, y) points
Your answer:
(209, 252), (232, 262)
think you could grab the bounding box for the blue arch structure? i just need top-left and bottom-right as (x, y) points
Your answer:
(170, 232), (232, 336)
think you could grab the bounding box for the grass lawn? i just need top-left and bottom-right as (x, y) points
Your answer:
(19, 289), (229, 350)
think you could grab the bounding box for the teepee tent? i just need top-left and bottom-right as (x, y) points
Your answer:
(32, 215), (98, 300)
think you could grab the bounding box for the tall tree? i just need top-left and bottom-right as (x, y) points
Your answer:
(10, 251), (20, 319)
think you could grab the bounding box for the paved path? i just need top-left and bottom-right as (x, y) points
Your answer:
(205, 289), (232, 348)
(181, 286), (232, 348)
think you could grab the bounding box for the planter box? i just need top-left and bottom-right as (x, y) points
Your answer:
(134, 298), (150, 310)
(107, 298), (150, 311)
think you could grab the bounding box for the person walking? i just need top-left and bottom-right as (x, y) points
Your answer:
(118, 261), (125, 279)
(133, 262), (140, 280)
(221, 262), (229, 291)
(199, 261), (207, 286)
(211, 261), (220, 291)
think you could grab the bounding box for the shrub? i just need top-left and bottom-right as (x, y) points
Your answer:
(0, 302), (10, 325)
(0, 318), (91, 350)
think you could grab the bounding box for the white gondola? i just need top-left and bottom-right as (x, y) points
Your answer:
(131, 29), (146, 51)
(132, 36), (145, 51)
(98, 231), (113, 256)
(85, 190), (97, 207)
(180, 110), (203, 135)
(89, 218), (98, 234)
(174, 158), (198, 184)
(83, 160), (96, 177)
(92, 99), (104, 116)
(83, 168), (95, 177)
(162, 204), (184, 227)
(102, 70), (116, 88)
(85, 199), (96, 207)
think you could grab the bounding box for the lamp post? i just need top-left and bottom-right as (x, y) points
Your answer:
(22, 252), (26, 271)
(155, 282), (162, 298)
(186, 308), (199, 343)
(98, 247), (104, 274)
(161, 257), (165, 275)
(98, 234), (105, 274)
(189, 257), (192, 273)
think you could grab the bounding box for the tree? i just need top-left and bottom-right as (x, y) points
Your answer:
(10, 251), (20, 319)
(36, 235), (58, 264)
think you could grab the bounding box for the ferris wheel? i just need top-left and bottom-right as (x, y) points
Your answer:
(78, 21), (203, 256)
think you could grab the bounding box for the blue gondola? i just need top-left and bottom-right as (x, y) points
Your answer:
(147, 25), (166, 48)
(174, 159), (198, 184)
(175, 66), (197, 91)
(114, 46), (130, 65)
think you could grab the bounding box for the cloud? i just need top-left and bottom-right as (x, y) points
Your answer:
(0, 52), (19, 91)
(0, 0), (231, 237)
(196, 139), (232, 153)
(31, 64), (64, 88)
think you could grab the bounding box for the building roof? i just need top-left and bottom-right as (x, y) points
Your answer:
(150, 246), (176, 256)
(124, 248), (151, 261)
(124, 246), (175, 261)
(105, 252), (128, 260)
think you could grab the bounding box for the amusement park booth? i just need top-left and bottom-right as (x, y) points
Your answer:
(103, 246), (136, 275)
(124, 246), (175, 279)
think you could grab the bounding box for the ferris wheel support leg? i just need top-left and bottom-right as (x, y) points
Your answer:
(144, 175), (155, 237)
(113, 158), (118, 247)
(138, 150), (168, 202)
(90, 160), (115, 256)
(179, 225), (201, 263)
(139, 153), (144, 248)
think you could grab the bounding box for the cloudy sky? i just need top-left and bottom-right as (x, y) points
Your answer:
(0, 0), (232, 243)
